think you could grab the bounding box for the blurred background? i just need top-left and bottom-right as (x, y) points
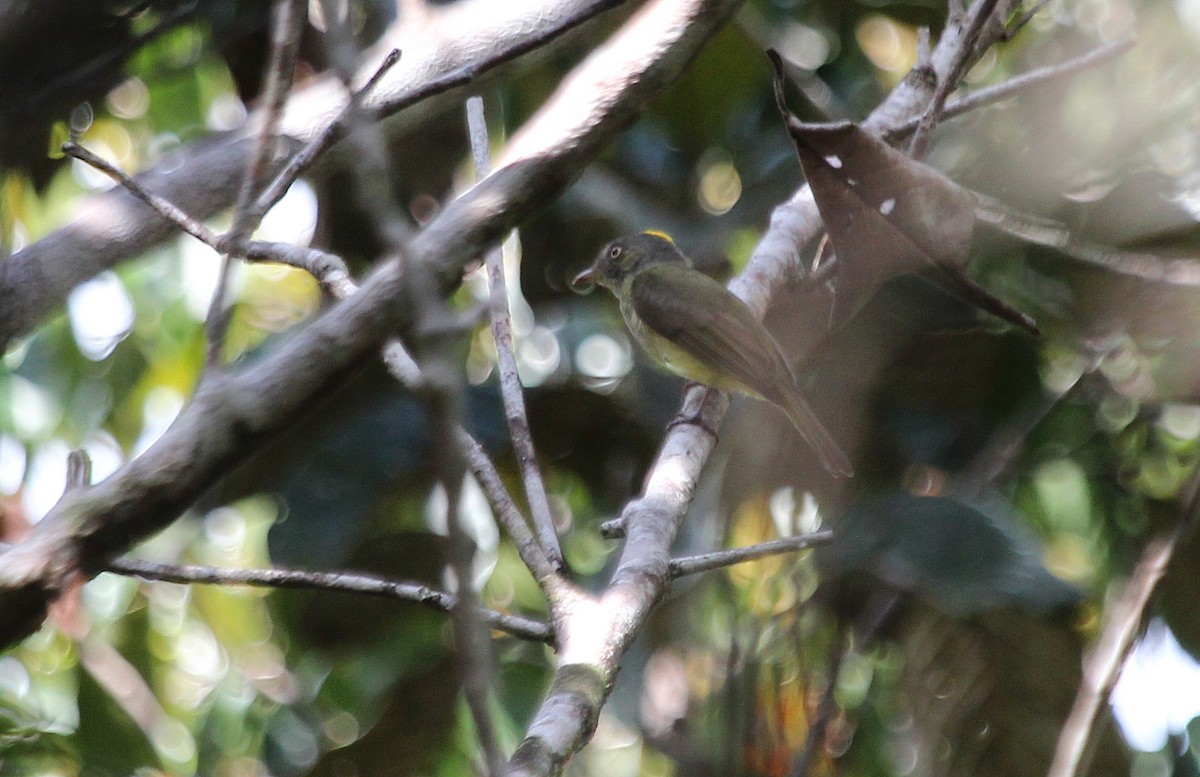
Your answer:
(3, 0), (1200, 775)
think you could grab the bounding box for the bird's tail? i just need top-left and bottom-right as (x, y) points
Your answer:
(779, 388), (853, 478)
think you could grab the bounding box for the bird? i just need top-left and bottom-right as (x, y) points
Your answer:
(572, 231), (852, 477)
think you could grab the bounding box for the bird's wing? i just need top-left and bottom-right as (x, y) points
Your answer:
(632, 265), (853, 476)
(630, 265), (785, 396)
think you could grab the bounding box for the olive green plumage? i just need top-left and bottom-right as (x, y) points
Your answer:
(573, 232), (852, 477)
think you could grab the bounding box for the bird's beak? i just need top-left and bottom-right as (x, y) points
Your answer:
(571, 265), (598, 293)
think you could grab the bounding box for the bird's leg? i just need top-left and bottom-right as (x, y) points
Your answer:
(668, 382), (720, 439)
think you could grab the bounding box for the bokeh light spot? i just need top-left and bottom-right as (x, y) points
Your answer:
(856, 15), (918, 74)
(575, 333), (632, 380)
(68, 270), (135, 361)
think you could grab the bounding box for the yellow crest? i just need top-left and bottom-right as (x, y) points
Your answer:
(641, 229), (675, 245)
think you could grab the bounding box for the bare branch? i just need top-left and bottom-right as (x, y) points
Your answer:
(63, 140), (361, 302)
(106, 557), (551, 643)
(668, 531), (833, 578)
(885, 38), (1136, 142)
(0, 0), (633, 352)
(251, 48), (403, 226)
(975, 194), (1200, 286)
(230, 0), (306, 243)
(466, 96), (565, 572)
(60, 142), (221, 248)
(242, 241), (358, 297)
(457, 430), (558, 583)
(1046, 468), (1199, 777)
(428, 364), (508, 776)
(908, 0), (1004, 159)
(64, 450), (92, 493)
(206, 0), (307, 367)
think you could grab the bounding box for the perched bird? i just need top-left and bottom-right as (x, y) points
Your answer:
(572, 231), (852, 476)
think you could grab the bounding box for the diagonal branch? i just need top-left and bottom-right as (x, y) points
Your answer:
(106, 557), (552, 642)
(1046, 466), (1200, 777)
(0, 0), (633, 353)
(206, 0), (307, 367)
(504, 2), (1024, 774)
(466, 96), (565, 571)
(0, 0), (742, 657)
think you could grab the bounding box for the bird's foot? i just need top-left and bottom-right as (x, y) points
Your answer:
(668, 383), (719, 439)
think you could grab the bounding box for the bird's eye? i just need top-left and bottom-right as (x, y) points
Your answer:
(608, 246), (622, 260)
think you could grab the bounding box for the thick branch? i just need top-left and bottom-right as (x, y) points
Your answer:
(0, 0), (738, 654)
(509, 3), (1025, 775)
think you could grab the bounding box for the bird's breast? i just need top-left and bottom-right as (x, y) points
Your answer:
(619, 298), (751, 393)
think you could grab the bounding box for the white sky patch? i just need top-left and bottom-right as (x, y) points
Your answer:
(824, 154), (843, 169)
(253, 179), (318, 247)
(180, 238), (226, 320)
(68, 271), (135, 361)
(134, 386), (185, 457)
(1112, 619), (1200, 752)
(0, 435), (27, 494)
(83, 430), (125, 483)
(22, 439), (71, 522)
(879, 198), (896, 215)
(9, 376), (61, 440)
(425, 474), (500, 590)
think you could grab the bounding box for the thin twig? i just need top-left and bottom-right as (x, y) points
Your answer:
(668, 531), (833, 578)
(1046, 467), (1200, 777)
(65, 450), (92, 493)
(229, 0), (307, 243)
(426, 316), (507, 776)
(62, 141), (361, 300)
(456, 430), (558, 582)
(885, 38), (1135, 142)
(106, 557), (551, 642)
(61, 142), (221, 248)
(1003, 0), (1051, 42)
(207, 0), (307, 367)
(466, 96), (565, 571)
(975, 194), (1200, 286)
(252, 49), (403, 228)
(908, 0), (1003, 159)
(442, 422), (509, 777)
(311, 7), (417, 252)
(242, 241), (358, 297)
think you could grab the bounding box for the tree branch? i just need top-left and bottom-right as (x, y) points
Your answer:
(0, 0), (632, 352)
(106, 556), (551, 642)
(0, 0), (740, 656)
(466, 96), (565, 571)
(506, 2), (1026, 774)
(1046, 468), (1200, 777)
(206, 0), (307, 367)
(667, 531), (833, 578)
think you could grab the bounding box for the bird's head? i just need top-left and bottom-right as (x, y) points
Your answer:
(571, 231), (688, 292)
